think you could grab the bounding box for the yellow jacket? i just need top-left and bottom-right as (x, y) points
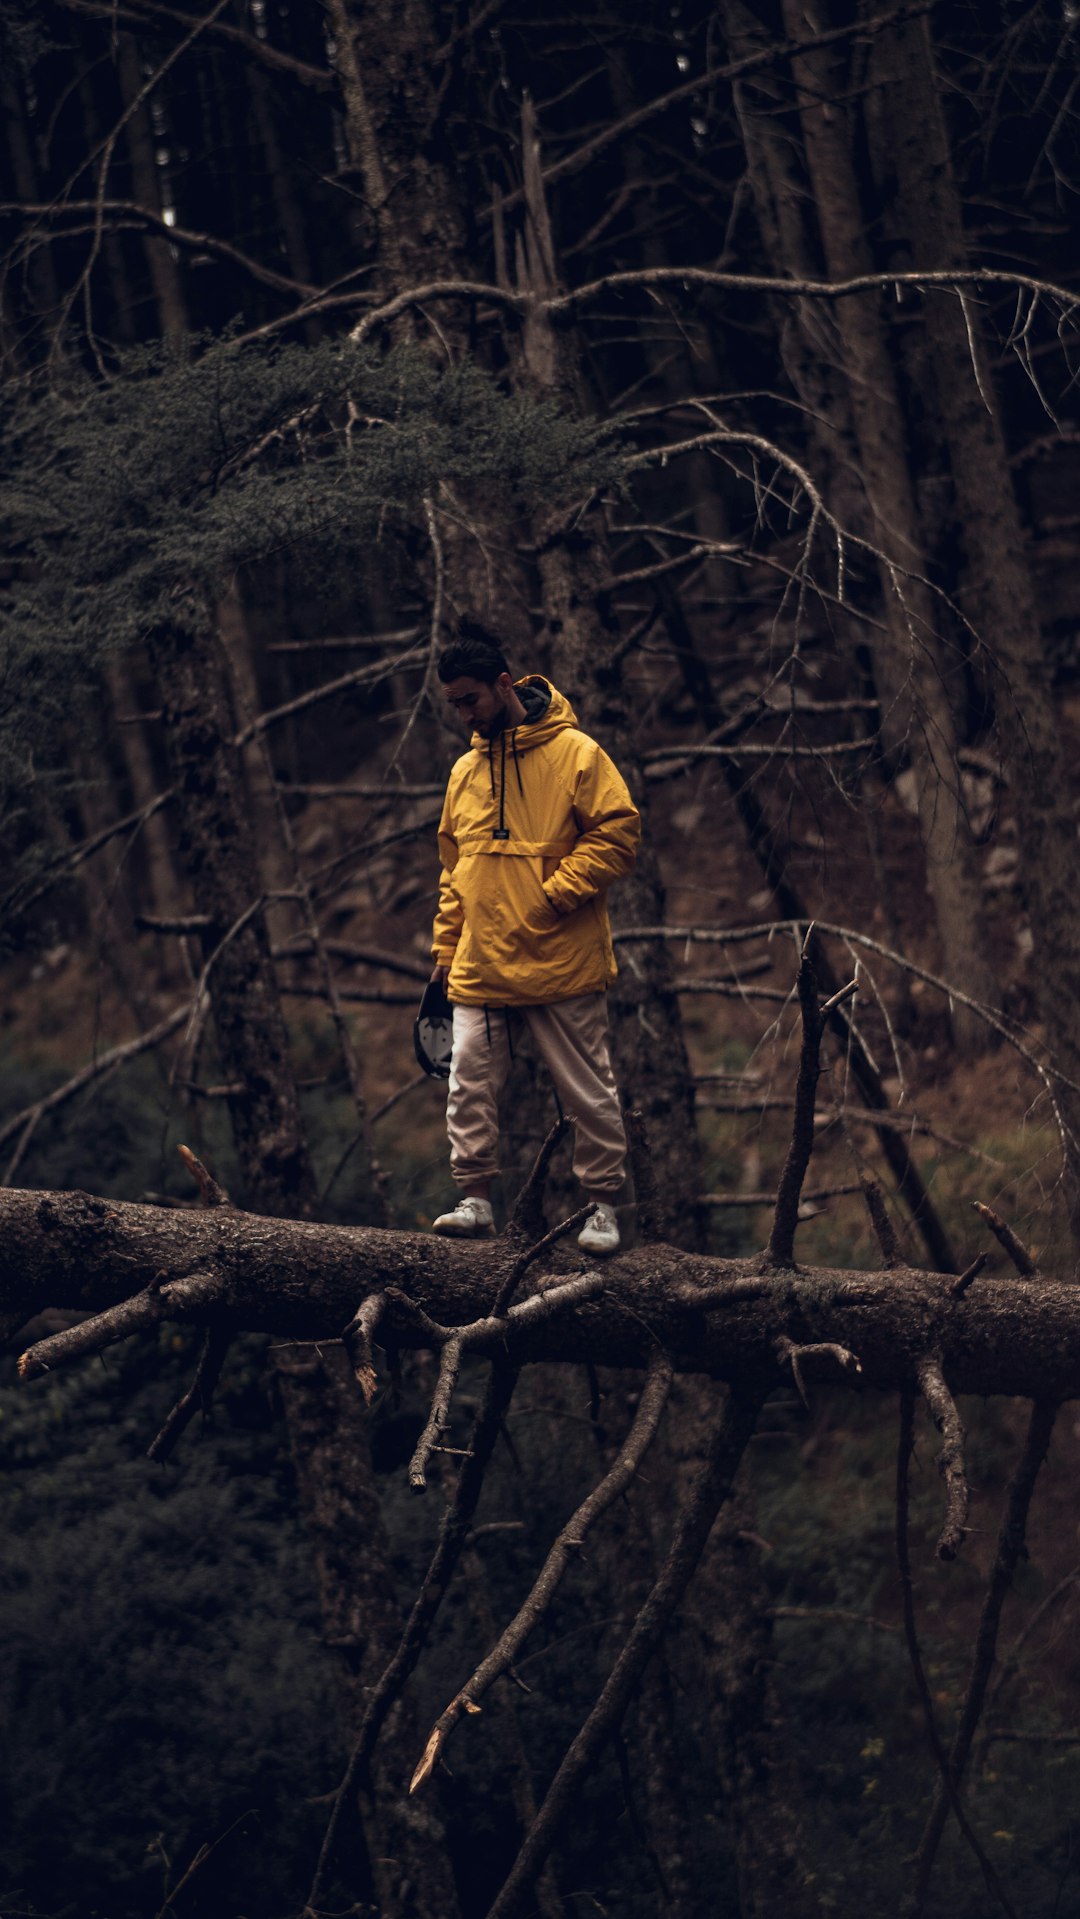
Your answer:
(432, 678), (640, 1005)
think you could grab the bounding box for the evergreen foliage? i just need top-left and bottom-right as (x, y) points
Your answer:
(0, 334), (621, 887)
(0, 1325), (341, 1918)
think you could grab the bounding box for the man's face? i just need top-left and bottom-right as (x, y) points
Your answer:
(442, 673), (511, 739)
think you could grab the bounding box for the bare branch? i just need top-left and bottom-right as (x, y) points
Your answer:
(951, 1254), (988, 1300)
(767, 940), (856, 1268)
(549, 264), (1080, 325)
(403, 1273), (607, 1492)
(916, 1356), (969, 1561)
(308, 1360), (519, 1910)
(177, 1144), (230, 1209)
(147, 1326), (231, 1463)
(411, 1351), (675, 1792)
(776, 1335), (862, 1408)
(492, 1206), (595, 1317)
(340, 1292), (387, 1405)
(896, 1396), (1018, 1919)
(915, 1399), (1059, 1904)
(504, 1118), (570, 1247)
(484, 1388), (763, 1919)
(973, 1200), (1039, 1277)
(409, 1331), (466, 1492)
(7, 197), (316, 296)
(492, 4), (934, 213)
(56, 0), (335, 87)
(18, 1269), (220, 1380)
(862, 1178), (902, 1268)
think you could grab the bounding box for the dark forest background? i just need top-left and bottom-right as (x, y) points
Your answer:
(4, 2), (1080, 1915)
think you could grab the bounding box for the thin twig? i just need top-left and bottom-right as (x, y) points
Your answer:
(484, 1387), (763, 1919)
(975, 1567), (1080, 1767)
(147, 1326), (231, 1463)
(411, 1352), (675, 1791)
(914, 1399), (1059, 1904)
(951, 1254), (988, 1300)
(307, 1361), (519, 1910)
(896, 1397), (1018, 1919)
(973, 1201), (1039, 1277)
(492, 1206), (595, 1317)
(862, 1177), (902, 1268)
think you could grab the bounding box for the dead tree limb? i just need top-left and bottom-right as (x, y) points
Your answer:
(483, 1386), (764, 1919)
(914, 1398), (1059, 1906)
(975, 1566), (1080, 1768)
(916, 1356), (969, 1561)
(18, 1269), (222, 1380)
(306, 1360), (519, 1914)
(147, 1326), (231, 1463)
(503, 1118), (569, 1247)
(9, 1186), (1080, 1399)
(766, 937), (857, 1268)
(411, 1351), (675, 1792)
(973, 1201), (1039, 1277)
(401, 1272), (607, 1491)
(896, 1397), (1019, 1919)
(863, 1177), (901, 1268)
(341, 1292), (387, 1405)
(951, 1254), (988, 1300)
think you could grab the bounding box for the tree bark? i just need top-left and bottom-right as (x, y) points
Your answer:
(780, 0), (997, 1052)
(276, 1341), (459, 1919)
(148, 609), (316, 1217)
(861, 5), (1080, 1244)
(148, 607), (445, 1912)
(7, 1186), (1080, 1401)
(116, 30), (188, 344)
(513, 100), (707, 1248)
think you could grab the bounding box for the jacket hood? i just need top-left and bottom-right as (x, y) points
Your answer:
(469, 676), (578, 754)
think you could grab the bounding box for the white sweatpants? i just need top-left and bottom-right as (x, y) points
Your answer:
(446, 993), (626, 1198)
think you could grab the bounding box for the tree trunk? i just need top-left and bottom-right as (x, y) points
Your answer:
(513, 101), (707, 1247)
(147, 607), (454, 1914)
(780, 0), (997, 1052)
(862, 5), (1080, 1246)
(116, 31), (188, 344)
(147, 608), (316, 1217)
(276, 1342), (459, 1918)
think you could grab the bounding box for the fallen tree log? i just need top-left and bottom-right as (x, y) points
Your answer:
(1, 1179), (1077, 1402)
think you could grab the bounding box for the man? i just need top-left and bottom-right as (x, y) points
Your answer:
(429, 620), (640, 1254)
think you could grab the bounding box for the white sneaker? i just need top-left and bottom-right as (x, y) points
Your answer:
(432, 1196), (496, 1239)
(578, 1201), (620, 1256)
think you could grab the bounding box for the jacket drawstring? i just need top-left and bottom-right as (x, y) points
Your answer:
(511, 728), (523, 795)
(481, 1003), (515, 1062)
(488, 727), (521, 835)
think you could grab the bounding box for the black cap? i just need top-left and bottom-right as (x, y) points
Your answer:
(414, 978), (454, 1079)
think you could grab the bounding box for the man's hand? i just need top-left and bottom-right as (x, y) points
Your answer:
(431, 963), (451, 987)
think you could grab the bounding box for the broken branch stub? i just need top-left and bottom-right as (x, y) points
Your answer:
(917, 1355), (970, 1561)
